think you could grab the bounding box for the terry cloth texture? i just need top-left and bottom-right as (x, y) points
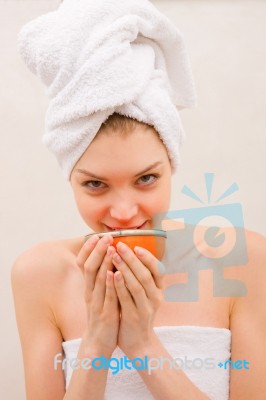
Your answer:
(62, 326), (231, 399)
(18, 0), (197, 179)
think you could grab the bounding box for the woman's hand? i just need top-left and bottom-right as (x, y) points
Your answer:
(76, 235), (120, 357)
(111, 242), (164, 357)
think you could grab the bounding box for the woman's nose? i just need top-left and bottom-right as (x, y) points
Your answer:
(109, 199), (138, 221)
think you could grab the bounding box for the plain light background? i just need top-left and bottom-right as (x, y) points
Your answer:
(1, 0), (265, 398)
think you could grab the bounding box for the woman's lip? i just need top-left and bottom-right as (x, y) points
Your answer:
(104, 221), (148, 231)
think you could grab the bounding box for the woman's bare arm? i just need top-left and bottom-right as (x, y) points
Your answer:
(228, 231), (266, 399)
(11, 242), (114, 400)
(11, 246), (66, 399)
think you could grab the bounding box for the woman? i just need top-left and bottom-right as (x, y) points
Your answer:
(12, 0), (266, 399)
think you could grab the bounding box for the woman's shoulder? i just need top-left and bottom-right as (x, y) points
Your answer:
(243, 228), (266, 291)
(245, 228), (266, 262)
(228, 228), (266, 310)
(233, 228), (266, 282)
(11, 236), (85, 287)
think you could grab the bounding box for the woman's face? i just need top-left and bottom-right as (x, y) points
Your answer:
(70, 125), (172, 232)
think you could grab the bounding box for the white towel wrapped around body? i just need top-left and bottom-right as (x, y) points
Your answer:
(62, 326), (231, 399)
(18, 0), (197, 179)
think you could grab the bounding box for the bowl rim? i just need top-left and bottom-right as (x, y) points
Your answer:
(85, 229), (167, 240)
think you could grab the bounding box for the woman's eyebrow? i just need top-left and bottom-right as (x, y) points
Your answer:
(75, 161), (164, 180)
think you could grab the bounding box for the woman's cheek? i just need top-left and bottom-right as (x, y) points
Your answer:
(155, 180), (171, 211)
(79, 196), (107, 227)
(75, 194), (95, 223)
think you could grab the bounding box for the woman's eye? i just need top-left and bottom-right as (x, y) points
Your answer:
(83, 180), (106, 190)
(82, 174), (159, 190)
(138, 174), (159, 185)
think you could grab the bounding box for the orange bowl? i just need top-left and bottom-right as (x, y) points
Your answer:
(85, 229), (167, 260)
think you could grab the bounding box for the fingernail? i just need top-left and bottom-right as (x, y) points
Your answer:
(102, 235), (112, 244)
(86, 234), (99, 246)
(117, 242), (127, 253)
(113, 253), (122, 263)
(115, 271), (122, 281)
(134, 246), (146, 256)
(107, 246), (115, 256)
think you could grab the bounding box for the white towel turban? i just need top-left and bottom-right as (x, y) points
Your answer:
(18, 0), (197, 180)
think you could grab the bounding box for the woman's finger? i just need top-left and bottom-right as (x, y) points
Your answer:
(103, 270), (119, 311)
(83, 235), (113, 292)
(116, 242), (164, 290)
(76, 234), (100, 272)
(134, 246), (165, 289)
(112, 252), (156, 311)
(113, 271), (135, 313)
(88, 247), (115, 308)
